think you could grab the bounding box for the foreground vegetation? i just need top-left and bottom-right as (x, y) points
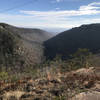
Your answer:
(0, 65), (100, 100)
(0, 48), (100, 100)
(0, 48), (94, 81)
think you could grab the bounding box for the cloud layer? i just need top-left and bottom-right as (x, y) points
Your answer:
(0, 2), (100, 31)
(21, 2), (100, 16)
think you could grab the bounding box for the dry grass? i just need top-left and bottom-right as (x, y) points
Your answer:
(0, 67), (100, 100)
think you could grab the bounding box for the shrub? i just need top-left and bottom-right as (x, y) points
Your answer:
(0, 71), (8, 81)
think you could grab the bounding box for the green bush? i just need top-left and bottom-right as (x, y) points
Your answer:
(0, 71), (8, 81)
(42, 48), (93, 73)
(70, 48), (93, 69)
(54, 96), (66, 100)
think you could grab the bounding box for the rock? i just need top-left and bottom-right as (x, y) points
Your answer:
(3, 91), (24, 100)
(75, 67), (95, 76)
(71, 91), (100, 100)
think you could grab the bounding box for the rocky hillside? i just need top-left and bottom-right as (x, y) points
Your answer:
(44, 23), (100, 60)
(0, 23), (53, 69)
(0, 67), (100, 100)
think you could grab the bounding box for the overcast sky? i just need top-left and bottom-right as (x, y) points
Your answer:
(0, 0), (100, 32)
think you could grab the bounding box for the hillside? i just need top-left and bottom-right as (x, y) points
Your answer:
(0, 23), (53, 69)
(44, 23), (100, 60)
(0, 27), (21, 68)
(0, 23), (53, 43)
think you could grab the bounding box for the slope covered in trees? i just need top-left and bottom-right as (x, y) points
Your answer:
(44, 24), (100, 60)
(0, 26), (21, 69)
(0, 23), (53, 70)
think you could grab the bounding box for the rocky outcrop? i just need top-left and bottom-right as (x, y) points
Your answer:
(71, 91), (100, 100)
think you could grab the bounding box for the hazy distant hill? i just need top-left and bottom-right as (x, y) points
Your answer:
(0, 23), (53, 68)
(0, 23), (52, 43)
(44, 24), (100, 60)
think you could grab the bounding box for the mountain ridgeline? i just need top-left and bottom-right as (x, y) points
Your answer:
(0, 23), (52, 43)
(0, 23), (53, 69)
(44, 24), (100, 60)
(1, 23), (100, 68)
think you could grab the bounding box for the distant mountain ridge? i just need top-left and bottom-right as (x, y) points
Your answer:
(0, 23), (53, 44)
(44, 23), (100, 60)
